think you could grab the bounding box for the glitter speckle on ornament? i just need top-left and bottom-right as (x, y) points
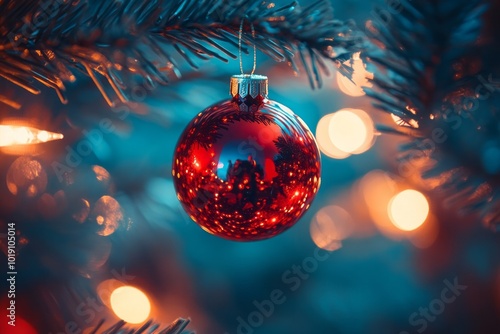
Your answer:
(173, 75), (321, 241)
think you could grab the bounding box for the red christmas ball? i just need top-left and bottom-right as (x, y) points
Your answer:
(173, 75), (321, 241)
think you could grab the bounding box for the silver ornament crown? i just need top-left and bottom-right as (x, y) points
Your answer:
(230, 74), (268, 99)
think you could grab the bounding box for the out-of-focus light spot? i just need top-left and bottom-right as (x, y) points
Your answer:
(310, 205), (353, 251)
(316, 109), (375, 159)
(388, 189), (429, 231)
(6, 156), (47, 197)
(89, 196), (123, 236)
(110, 286), (151, 324)
(360, 170), (402, 239)
(316, 113), (351, 159)
(330, 111), (366, 153)
(92, 165), (111, 183)
(336, 52), (373, 97)
(0, 125), (63, 147)
(329, 109), (375, 155)
(72, 198), (90, 223)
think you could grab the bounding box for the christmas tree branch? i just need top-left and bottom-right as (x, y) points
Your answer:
(91, 317), (191, 334)
(0, 0), (361, 107)
(366, 0), (500, 230)
(365, 0), (487, 129)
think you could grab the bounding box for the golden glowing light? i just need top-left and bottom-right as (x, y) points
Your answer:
(6, 156), (47, 197)
(359, 170), (401, 239)
(110, 286), (151, 324)
(336, 52), (373, 97)
(89, 196), (123, 236)
(330, 110), (367, 153)
(310, 205), (352, 251)
(0, 125), (63, 147)
(388, 189), (429, 231)
(92, 165), (111, 183)
(316, 109), (375, 159)
(330, 109), (375, 154)
(316, 113), (350, 159)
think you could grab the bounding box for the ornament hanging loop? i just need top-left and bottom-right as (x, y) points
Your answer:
(238, 17), (257, 75)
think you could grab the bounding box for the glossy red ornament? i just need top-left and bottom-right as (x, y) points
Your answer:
(172, 75), (321, 241)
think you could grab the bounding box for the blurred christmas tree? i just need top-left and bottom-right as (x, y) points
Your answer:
(0, 0), (499, 333)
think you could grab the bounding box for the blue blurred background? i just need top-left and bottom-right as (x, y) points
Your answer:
(0, 0), (499, 333)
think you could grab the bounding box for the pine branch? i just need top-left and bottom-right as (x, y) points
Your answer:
(91, 317), (192, 334)
(0, 0), (361, 107)
(365, 0), (487, 130)
(366, 0), (500, 230)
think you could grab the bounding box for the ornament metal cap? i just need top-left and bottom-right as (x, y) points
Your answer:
(230, 74), (268, 99)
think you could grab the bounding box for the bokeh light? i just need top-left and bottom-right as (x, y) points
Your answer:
(388, 189), (429, 231)
(89, 196), (123, 236)
(110, 286), (151, 324)
(92, 165), (111, 183)
(330, 110), (367, 153)
(336, 52), (373, 97)
(6, 156), (47, 197)
(316, 109), (375, 159)
(310, 205), (353, 251)
(316, 113), (350, 159)
(359, 170), (401, 239)
(72, 198), (91, 223)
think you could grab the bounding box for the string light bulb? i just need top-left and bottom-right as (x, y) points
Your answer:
(388, 189), (429, 231)
(0, 125), (63, 147)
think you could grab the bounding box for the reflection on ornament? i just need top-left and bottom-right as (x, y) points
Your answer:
(336, 52), (373, 97)
(0, 124), (63, 147)
(316, 109), (375, 159)
(388, 189), (429, 231)
(310, 205), (352, 251)
(89, 196), (123, 236)
(6, 156), (47, 197)
(110, 286), (151, 324)
(173, 75), (321, 241)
